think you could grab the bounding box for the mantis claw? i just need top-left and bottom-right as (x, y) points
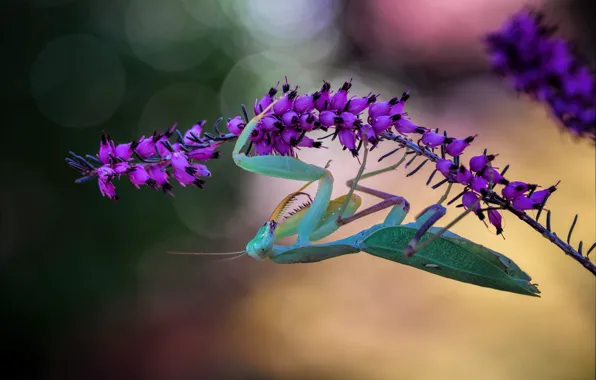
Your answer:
(405, 204), (447, 257)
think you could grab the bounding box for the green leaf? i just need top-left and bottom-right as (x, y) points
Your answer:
(362, 224), (540, 297)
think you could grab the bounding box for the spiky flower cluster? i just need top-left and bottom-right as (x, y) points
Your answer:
(225, 78), (561, 236)
(66, 121), (222, 200)
(433, 153), (558, 235)
(67, 78), (561, 237)
(485, 9), (596, 140)
(225, 78), (417, 157)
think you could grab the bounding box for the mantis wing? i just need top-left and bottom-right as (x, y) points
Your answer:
(361, 223), (540, 296)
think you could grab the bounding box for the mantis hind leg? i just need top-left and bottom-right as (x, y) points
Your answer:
(337, 149), (412, 227)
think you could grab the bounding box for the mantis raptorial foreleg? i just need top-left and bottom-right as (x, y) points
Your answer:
(233, 103), (334, 245)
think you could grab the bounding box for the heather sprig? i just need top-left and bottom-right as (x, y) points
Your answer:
(66, 120), (235, 200)
(485, 9), (596, 140)
(228, 77), (415, 158)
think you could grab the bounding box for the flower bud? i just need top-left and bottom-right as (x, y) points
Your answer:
(469, 154), (496, 172)
(502, 181), (531, 200)
(319, 110), (337, 127)
(260, 116), (282, 131)
(282, 111), (299, 127)
(369, 97), (399, 118)
(346, 94), (376, 114)
(470, 176), (489, 193)
(455, 165), (473, 185)
(512, 195), (539, 211)
(226, 116), (246, 136)
(299, 113), (318, 131)
(330, 80), (352, 111)
(436, 159), (457, 177)
(254, 83), (279, 115)
(273, 90), (298, 115)
(488, 209), (503, 235)
(421, 132), (445, 148)
(446, 135), (476, 156)
(293, 94), (314, 113)
(313, 82), (332, 111)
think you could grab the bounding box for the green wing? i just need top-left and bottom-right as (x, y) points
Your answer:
(361, 223), (540, 297)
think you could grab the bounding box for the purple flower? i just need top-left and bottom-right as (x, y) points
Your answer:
(469, 154), (496, 172)
(98, 177), (117, 200)
(445, 135), (476, 156)
(97, 165), (117, 199)
(488, 209), (504, 235)
(338, 129), (357, 156)
(394, 117), (425, 135)
(512, 195), (539, 211)
(462, 191), (483, 218)
(273, 88), (298, 115)
(147, 164), (172, 193)
(313, 82), (332, 111)
(299, 113), (318, 131)
(260, 116), (282, 131)
(254, 138), (274, 155)
(470, 176), (489, 193)
(183, 121), (205, 145)
(319, 110), (336, 127)
(436, 159), (457, 178)
(293, 94), (314, 113)
(330, 80), (352, 111)
(371, 115), (395, 134)
(455, 165), (473, 185)
(114, 142), (134, 161)
(421, 132), (446, 148)
(481, 167), (507, 185)
(502, 181), (532, 201)
(127, 165), (154, 189)
(346, 94), (376, 114)
(254, 83), (278, 115)
(282, 111), (300, 127)
(529, 183), (558, 204)
(98, 133), (114, 164)
(485, 9), (596, 140)
(187, 144), (220, 161)
(136, 134), (159, 159)
(173, 168), (204, 188)
(227, 116), (246, 136)
(369, 97), (399, 118)
(337, 112), (360, 129)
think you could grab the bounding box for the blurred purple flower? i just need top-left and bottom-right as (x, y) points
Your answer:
(485, 9), (596, 140)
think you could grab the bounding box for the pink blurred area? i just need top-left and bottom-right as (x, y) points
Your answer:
(349, 0), (546, 67)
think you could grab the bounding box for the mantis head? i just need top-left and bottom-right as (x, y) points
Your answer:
(246, 221), (278, 260)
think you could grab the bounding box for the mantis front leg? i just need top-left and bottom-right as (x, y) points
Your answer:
(234, 106), (336, 250)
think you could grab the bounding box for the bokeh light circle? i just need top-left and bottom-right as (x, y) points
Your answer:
(179, 0), (229, 27)
(30, 34), (126, 128)
(219, 52), (320, 119)
(222, 0), (338, 45)
(125, 0), (212, 72)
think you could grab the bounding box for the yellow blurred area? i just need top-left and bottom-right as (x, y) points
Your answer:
(223, 79), (595, 380)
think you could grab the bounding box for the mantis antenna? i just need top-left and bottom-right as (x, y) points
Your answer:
(167, 250), (247, 260)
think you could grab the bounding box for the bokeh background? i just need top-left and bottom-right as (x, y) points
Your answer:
(1, 0), (595, 379)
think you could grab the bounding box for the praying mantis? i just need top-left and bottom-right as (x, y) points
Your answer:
(184, 103), (541, 297)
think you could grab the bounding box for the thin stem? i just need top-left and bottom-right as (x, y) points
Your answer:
(337, 140), (369, 221)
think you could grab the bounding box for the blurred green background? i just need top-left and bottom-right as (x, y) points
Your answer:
(1, 0), (594, 379)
